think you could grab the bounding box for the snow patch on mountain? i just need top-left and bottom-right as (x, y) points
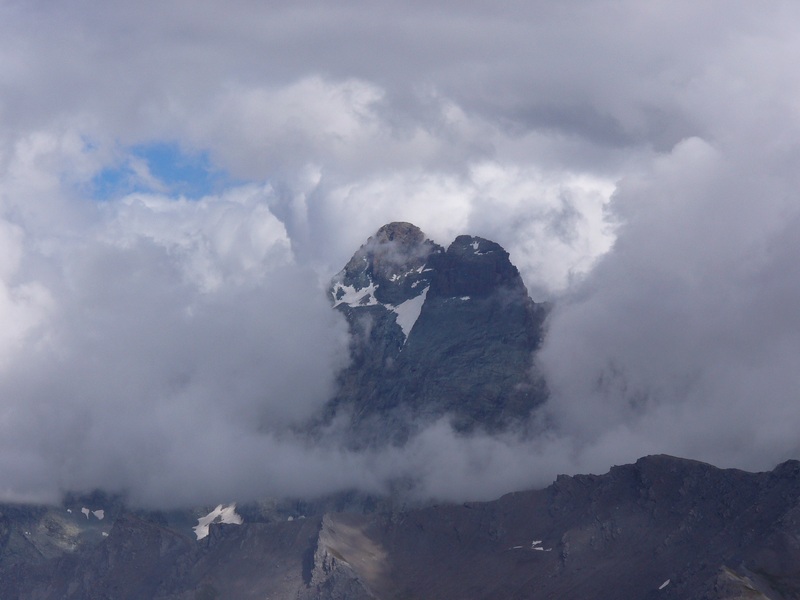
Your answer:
(530, 539), (552, 551)
(193, 503), (243, 540)
(332, 281), (379, 308)
(80, 506), (105, 520)
(470, 240), (490, 255)
(390, 266), (428, 283)
(332, 279), (429, 341)
(391, 287), (429, 340)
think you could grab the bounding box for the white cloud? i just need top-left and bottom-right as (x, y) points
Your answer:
(537, 131), (800, 473)
(0, 160), (350, 504)
(0, 0), (799, 506)
(105, 185), (294, 290)
(282, 162), (615, 297)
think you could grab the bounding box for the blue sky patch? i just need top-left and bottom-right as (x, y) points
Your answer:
(92, 142), (233, 200)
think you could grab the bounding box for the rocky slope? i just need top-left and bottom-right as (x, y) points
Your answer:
(326, 222), (548, 446)
(3, 455), (800, 599)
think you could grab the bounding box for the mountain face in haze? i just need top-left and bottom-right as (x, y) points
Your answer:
(7, 223), (800, 599)
(326, 222), (548, 445)
(4, 456), (800, 599)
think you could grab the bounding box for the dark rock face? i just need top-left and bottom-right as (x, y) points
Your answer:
(293, 456), (800, 600)
(332, 221), (441, 307)
(327, 222), (548, 445)
(5, 456), (800, 599)
(0, 507), (372, 600)
(427, 234), (523, 299)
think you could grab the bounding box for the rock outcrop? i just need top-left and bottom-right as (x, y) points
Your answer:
(297, 455), (800, 600)
(326, 222), (548, 446)
(5, 456), (800, 599)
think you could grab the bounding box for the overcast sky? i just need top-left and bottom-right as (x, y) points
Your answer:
(2, 1), (800, 506)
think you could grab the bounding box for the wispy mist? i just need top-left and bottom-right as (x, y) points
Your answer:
(1, 1), (800, 506)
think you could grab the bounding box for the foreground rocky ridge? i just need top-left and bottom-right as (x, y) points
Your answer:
(3, 455), (800, 599)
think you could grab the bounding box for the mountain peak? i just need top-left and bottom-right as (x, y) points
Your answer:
(330, 222), (442, 308)
(373, 221), (425, 244)
(428, 234), (526, 299)
(326, 222), (548, 445)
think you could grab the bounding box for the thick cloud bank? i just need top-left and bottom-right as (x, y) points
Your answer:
(1, 1), (800, 506)
(0, 184), (352, 505)
(537, 135), (800, 475)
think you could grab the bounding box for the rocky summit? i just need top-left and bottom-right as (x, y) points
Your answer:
(326, 222), (548, 446)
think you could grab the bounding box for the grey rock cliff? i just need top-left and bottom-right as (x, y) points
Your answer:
(326, 222), (548, 446)
(5, 456), (800, 599)
(297, 456), (800, 600)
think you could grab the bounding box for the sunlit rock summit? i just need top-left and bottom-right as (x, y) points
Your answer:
(326, 222), (548, 445)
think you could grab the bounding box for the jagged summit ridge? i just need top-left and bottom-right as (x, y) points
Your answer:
(329, 222), (442, 341)
(330, 222), (442, 308)
(327, 222), (548, 445)
(428, 234), (527, 299)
